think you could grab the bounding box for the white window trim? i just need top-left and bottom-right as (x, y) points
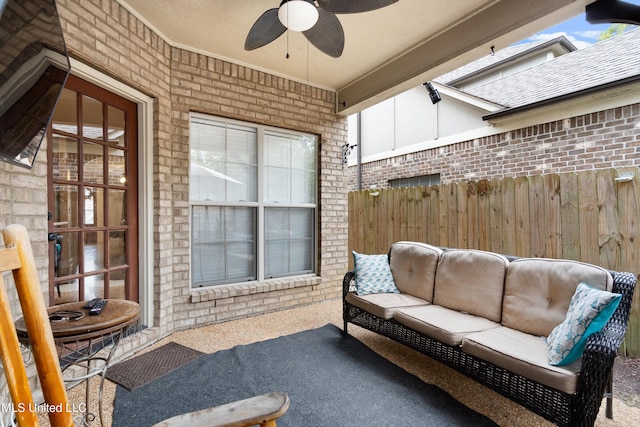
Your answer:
(68, 58), (155, 327)
(189, 112), (318, 289)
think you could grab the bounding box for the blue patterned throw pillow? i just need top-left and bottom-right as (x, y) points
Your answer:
(546, 282), (621, 366)
(352, 251), (399, 296)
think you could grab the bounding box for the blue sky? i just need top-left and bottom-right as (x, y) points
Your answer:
(519, 4), (639, 49)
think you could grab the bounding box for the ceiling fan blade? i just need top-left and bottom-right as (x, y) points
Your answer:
(318, 0), (398, 14)
(303, 8), (344, 58)
(245, 8), (286, 51)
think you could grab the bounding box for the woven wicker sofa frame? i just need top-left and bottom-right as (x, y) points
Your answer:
(342, 253), (637, 427)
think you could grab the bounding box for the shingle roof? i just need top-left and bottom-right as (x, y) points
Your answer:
(435, 37), (575, 86)
(463, 28), (640, 112)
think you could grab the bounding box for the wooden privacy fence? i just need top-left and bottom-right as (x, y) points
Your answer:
(348, 167), (640, 356)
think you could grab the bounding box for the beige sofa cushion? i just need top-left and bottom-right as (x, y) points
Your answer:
(433, 249), (508, 322)
(389, 242), (443, 302)
(462, 327), (581, 394)
(345, 292), (430, 320)
(394, 305), (500, 346)
(502, 258), (614, 337)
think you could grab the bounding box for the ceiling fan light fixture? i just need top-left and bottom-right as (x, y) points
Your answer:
(278, 0), (319, 31)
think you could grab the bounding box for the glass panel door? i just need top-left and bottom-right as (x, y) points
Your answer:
(48, 75), (138, 305)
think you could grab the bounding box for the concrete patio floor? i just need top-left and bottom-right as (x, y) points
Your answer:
(64, 298), (639, 426)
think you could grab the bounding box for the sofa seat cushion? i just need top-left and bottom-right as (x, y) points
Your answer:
(502, 258), (614, 337)
(433, 249), (508, 322)
(389, 242), (443, 302)
(394, 305), (500, 346)
(462, 327), (581, 394)
(345, 292), (430, 320)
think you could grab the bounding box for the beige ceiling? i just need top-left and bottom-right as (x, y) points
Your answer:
(117, 0), (595, 115)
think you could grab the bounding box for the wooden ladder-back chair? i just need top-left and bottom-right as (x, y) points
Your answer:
(0, 224), (289, 427)
(0, 224), (73, 426)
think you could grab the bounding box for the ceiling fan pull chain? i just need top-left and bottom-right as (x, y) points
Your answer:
(286, 28), (290, 58)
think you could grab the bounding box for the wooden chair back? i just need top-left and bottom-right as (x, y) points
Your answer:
(0, 224), (73, 426)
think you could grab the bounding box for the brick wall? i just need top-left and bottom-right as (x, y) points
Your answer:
(350, 104), (640, 189)
(0, 157), (49, 293)
(0, 138), (49, 418)
(168, 48), (348, 329)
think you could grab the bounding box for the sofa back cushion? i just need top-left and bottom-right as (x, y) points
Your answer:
(433, 249), (508, 322)
(389, 242), (443, 302)
(502, 258), (614, 337)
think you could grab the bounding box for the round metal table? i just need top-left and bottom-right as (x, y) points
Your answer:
(15, 299), (139, 426)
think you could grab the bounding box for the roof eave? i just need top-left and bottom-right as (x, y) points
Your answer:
(482, 74), (640, 121)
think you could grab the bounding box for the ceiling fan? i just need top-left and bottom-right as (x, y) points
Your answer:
(245, 0), (398, 58)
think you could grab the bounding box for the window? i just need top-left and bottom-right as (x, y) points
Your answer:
(389, 174), (440, 188)
(190, 114), (317, 287)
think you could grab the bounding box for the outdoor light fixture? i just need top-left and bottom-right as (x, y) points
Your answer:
(423, 82), (442, 105)
(342, 142), (357, 166)
(278, 0), (319, 31)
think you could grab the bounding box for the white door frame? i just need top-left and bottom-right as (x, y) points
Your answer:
(68, 58), (154, 327)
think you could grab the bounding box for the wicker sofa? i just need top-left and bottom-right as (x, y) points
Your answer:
(342, 241), (637, 427)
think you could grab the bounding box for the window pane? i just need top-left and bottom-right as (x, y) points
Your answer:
(266, 166), (289, 203)
(227, 163), (257, 202)
(389, 174), (441, 188)
(83, 141), (104, 184)
(190, 119), (257, 203)
(54, 184), (79, 228)
(265, 208), (313, 278)
(84, 230), (105, 272)
(82, 95), (103, 140)
(52, 135), (78, 181)
(294, 136), (316, 170)
(108, 147), (126, 186)
(85, 274), (105, 300)
(265, 133), (290, 167)
(290, 208), (314, 239)
(55, 231), (79, 277)
(192, 243), (225, 283)
(265, 239), (288, 276)
(108, 189), (126, 227)
(54, 278), (79, 304)
(264, 131), (316, 204)
(227, 125), (257, 163)
(107, 105), (126, 147)
(264, 132), (290, 203)
(191, 163), (226, 202)
(52, 88), (77, 135)
(291, 136), (316, 203)
(291, 169), (315, 204)
(290, 239), (312, 271)
(109, 268), (127, 299)
(191, 206), (256, 286)
(84, 186), (103, 227)
(109, 230), (126, 268)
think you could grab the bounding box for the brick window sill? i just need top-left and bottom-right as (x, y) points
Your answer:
(190, 275), (321, 303)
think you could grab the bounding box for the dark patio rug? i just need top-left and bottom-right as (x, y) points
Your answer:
(112, 324), (498, 426)
(106, 342), (204, 391)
